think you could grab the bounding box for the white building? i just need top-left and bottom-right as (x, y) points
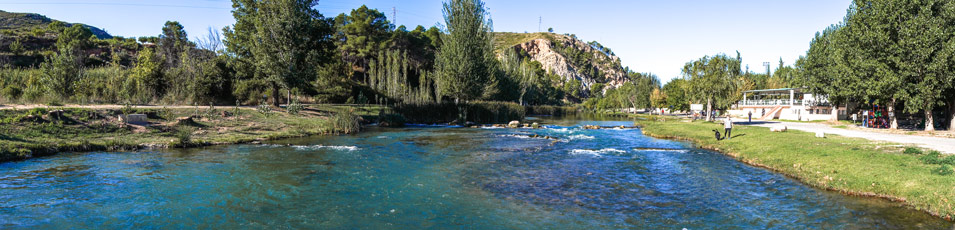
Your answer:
(729, 88), (847, 121)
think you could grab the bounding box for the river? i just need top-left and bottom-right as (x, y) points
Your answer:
(0, 117), (951, 229)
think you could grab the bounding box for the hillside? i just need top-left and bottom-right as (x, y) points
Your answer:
(494, 32), (629, 93)
(0, 10), (112, 39)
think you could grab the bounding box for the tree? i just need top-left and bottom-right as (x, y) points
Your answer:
(40, 48), (82, 100)
(334, 5), (392, 82)
(128, 47), (164, 103)
(435, 0), (497, 102)
(802, 0), (955, 130)
(650, 88), (667, 112)
(40, 24), (93, 100)
(224, 0), (335, 106)
(796, 25), (856, 122)
(889, 0), (955, 131)
(662, 78), (689, 112)
(158, 21), (192, 67)
(682, 54), (741, 121)
(196, 27), (224, 52)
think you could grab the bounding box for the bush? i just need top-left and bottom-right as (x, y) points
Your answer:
(331, 109), (360, 134)
(377, 113), (406, 127)
(920, 151), (943, 165)
(942, 155), (955, 166)
(394, 101), (525, 124)
(2, 86), (22, 100)
(934, 165), (954, 176)
(257, 104), (273, 117)
(903, 147), (923, 155)
(171, 127), (193, 147)
(287, 101), (304, 115)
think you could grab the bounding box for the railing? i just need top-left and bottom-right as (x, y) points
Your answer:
(739, 99), (831, 107)
(738, 99), (794, 106)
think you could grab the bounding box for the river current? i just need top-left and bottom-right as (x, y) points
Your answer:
(0, 118), (951, 229)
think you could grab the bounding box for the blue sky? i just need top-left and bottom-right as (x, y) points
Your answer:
(0, 0), (850, 82)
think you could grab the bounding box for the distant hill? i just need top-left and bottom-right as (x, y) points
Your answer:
(493, 32), (629, 93)
(0, 10), (112, 39)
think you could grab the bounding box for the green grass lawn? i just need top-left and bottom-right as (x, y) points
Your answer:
(637, 118), (955, 220)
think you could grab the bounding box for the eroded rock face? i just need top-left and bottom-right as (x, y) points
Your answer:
(511, 34), (629, 94)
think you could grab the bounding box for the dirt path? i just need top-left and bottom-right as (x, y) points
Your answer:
(743, 121), (955, 154)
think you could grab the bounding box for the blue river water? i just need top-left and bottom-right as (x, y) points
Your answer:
(0, 118), (951, 229)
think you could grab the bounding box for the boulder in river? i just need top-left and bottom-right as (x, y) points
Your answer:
(507, 120), (521, 128)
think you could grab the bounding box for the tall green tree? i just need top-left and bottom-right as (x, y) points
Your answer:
(890, 0), (955, 131)
(682, 54), (741, 121)
(804, 0), (955, 130)
(334, 5), (392, 81)
(224, 0), (334, 106)
(158, 21), (192, 67)
(662, 78), (689, 112)
(796, 25), (857, 122)
(435, 0), (497, 102)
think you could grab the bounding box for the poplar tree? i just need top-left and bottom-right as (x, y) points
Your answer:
(435, 0), (496, 102)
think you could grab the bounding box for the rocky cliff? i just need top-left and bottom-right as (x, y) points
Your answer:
(495, 32), (629, 93)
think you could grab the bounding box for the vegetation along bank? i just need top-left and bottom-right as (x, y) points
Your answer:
(0, 105), (366, 162)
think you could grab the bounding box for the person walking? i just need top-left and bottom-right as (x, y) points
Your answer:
(723, 117), (733, 139)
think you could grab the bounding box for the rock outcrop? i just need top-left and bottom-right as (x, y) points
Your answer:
(506, 33), (630, 94)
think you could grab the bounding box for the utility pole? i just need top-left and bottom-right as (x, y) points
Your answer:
(763, 62), (771, 78)
(392, 7), (397, 26)
(538, 16), (541, 33)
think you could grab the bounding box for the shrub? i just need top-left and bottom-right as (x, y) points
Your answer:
(919, 151), (945, 165)
(942, 155), (955, 166)
(394, 101), (525, 124)
(257, 104), (273, 117)
(903, 147), (922, 155)
(331, 109), (360, 134)
(934, 165), (954, 176)
(171, 127), (193, 147)
(287, 100), (304, 115)
(2, 85), (23, 100)
(378, 113), (406, 127)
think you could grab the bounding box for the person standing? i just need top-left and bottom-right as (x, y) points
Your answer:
(748, 111), (752, 123)
(723, 117), (733, 139)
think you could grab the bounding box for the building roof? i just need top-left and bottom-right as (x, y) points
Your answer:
(743, 88), (804, 93)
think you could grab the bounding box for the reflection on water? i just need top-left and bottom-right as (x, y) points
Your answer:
(0, 117), (951, 229)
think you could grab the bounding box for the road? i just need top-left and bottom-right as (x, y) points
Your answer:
(743, 121), (955, 154)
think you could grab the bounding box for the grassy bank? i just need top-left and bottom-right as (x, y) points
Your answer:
(0, 105), (369, 162)
(637, 118), (955, 221)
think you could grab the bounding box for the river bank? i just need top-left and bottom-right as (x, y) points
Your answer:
(0, 105), (375, 162)
(636, 118), (955, 221)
